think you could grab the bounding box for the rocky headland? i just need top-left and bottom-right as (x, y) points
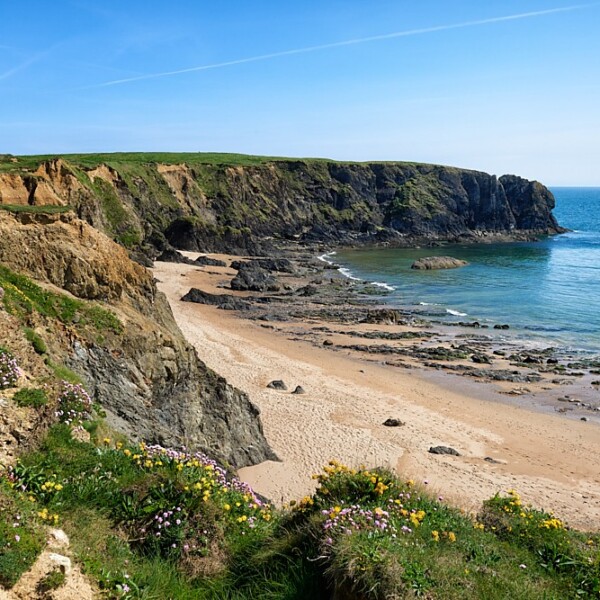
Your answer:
(0, 153), (564, 261)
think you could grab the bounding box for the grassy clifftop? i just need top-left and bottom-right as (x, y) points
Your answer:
(0, 153), (563, 256)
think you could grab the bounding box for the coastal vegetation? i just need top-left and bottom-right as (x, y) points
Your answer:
(1, 345), (599, 598)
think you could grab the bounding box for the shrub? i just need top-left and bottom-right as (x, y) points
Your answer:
(23, 327), (47, 354)
(13, 387), (48, 408)
(37, 568), (66, 593)
(56, 382), (92, 425)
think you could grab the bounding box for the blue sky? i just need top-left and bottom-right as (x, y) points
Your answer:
(1, 1), (599, 184)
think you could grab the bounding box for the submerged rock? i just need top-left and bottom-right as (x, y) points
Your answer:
(411, 256), (468, 270)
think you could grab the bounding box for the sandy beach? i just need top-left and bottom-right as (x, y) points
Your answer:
(153, 255), (600, 531)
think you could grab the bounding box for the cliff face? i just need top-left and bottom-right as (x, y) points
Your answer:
(0, 211), (275, 468)
(0, 154), (563, 255)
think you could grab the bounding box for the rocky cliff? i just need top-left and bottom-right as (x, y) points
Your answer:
(0, 210), (275, 468)
(0, 154), (564, 256)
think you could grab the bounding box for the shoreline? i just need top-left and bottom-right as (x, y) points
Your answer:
(152, 251), (600, 530)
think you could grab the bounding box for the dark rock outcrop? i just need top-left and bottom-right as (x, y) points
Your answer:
(267, 380), (287, 390)
(231, 258), (295, 273)
(383, 418), (405, 427)
(231, 264), (280, 292)
(195, 255), (227, 267)
(156, 247), (196, 265)
(181, 288), (251, 311)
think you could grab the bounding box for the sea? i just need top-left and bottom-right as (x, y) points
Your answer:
(326, 187), (600, 356)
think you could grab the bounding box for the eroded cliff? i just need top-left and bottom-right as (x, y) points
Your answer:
(0, 210), (275, 467)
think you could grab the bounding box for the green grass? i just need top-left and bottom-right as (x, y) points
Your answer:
(0, 204), (73, 214)
(0, 480), (45, 588)
(45, 360), (84, 385)
(0, 264), (122, 336)
(12, 387), (48, 409)
(3, 423), (598, 599)
(37, 568), (66, 593)
(23, 327), (47, 354)
(0, 152), (431, 174)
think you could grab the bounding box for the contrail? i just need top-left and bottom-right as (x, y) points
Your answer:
(0, 42), (66, 82)
(94, 4), (594, 88)
(0, 53), (45, 81)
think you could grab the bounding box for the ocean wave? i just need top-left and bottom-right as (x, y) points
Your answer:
(317, 251), (337, 265)
(338, 267), (362, 281)
(446, 309), (468, 317)
(371, 281), (396, 291)
(419, 302), (441, 306)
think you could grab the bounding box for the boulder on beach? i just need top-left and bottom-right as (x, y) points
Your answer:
(411, 256), (468, 270)
(195, 255), (227, 267)
(231, 264), (280, 292)
(267, 380), (287, 390)
(181, 288), (251, 311)
(429, 445), (461, 456)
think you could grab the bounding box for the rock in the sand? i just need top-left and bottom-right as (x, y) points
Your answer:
(296, 284), (318, 296)
(411, 256), (468, 270)
(383, 418), (405, 427)
(195, 255), (227, 267)
(581, 417), (589, 422)
(362, 309), (407, 325)
(181, 288), (251, 311)
(484, 456), (502, 464)
(292, 386), (306, 395)
(429, 445), (461, 456)
(156, 247), (196, 265)
(231, 265), (280, 292)
(323, 339), (334, 346)
(471, 353), (492, 364)
(494, 324), (510, 330)
(267, 380), (288, 390)
(231, 258), (295, 273)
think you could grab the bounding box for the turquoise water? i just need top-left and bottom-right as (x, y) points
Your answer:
(332, 188), (600, 354)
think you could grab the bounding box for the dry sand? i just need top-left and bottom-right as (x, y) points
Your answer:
(153, 258), (600, 531)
